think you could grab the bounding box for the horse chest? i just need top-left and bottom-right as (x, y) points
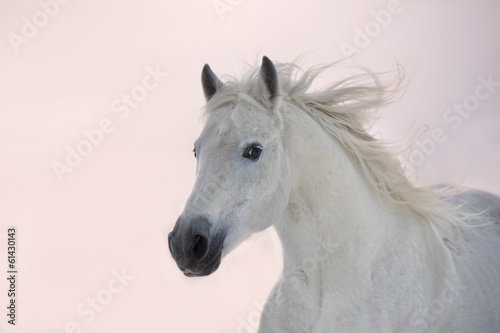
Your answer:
(259, 270), (324, 332)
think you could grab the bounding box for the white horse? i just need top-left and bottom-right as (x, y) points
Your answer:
(168, 57), (500, 332)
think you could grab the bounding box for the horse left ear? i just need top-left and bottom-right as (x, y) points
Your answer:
(202, 64), (223, 101)
(259, 56), (279, 101)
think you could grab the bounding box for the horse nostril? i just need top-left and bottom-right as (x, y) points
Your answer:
(168, 232), (175, 256)
(190, 233), (210, 261)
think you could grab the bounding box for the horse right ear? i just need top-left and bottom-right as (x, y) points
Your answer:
(201, 64), (223, 101)
(259, 56), (279, 101)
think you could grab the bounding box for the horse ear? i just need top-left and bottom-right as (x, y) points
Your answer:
(259, 56), (279, 101)
(201, 64), (223, 101)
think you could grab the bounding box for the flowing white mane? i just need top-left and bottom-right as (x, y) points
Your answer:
(203, 61), (467, 232)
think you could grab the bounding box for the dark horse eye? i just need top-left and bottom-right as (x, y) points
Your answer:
(193, 148), (197, 158)
(243, 144), (262, 161)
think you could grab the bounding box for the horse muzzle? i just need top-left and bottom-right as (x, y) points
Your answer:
(168, 215), (224, 277)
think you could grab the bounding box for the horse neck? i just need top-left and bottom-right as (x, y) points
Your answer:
(275, 103), (451, 287)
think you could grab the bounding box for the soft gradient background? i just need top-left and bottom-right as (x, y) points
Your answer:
(0, 0), (499, 332)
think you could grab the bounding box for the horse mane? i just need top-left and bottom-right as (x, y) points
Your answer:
(203, 60), (469, 232)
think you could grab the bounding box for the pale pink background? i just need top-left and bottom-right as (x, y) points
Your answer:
(0, 1), (499, 332)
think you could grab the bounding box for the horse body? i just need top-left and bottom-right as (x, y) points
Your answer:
(439, 190), (500, 332)
(168, 57), (500, 332)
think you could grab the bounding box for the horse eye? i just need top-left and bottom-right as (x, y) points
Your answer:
(193, 148), (197, 158)
(243, 144), (262, 161)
